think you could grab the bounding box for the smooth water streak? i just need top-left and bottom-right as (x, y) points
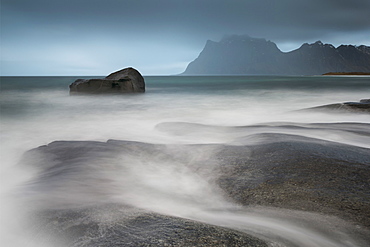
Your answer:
(1, 76), (369, 246)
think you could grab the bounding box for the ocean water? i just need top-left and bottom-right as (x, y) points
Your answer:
(1, 75), (370, 246)
(1, 76), (369, 145)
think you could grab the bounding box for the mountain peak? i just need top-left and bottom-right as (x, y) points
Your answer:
(220, 34), (271, 45)
(182, 35), (370, 75)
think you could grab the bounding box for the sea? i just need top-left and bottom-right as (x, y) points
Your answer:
(1, 75), (370, 246)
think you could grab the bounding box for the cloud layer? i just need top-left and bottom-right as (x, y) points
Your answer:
(2, 0), (370, 75)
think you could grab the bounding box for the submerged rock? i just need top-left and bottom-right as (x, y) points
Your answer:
(302, 99), (370, 113)
(69, 67), (145, 94)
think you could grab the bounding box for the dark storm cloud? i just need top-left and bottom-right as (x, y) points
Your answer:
(3, 0), (370, 34)
(1, 0), (370, 75)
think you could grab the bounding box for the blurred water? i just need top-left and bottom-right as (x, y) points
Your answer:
(1, 75), (369, 246)
(1, 76), (369, 146)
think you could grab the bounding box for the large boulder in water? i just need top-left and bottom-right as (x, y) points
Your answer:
(69, 67), (145, 94)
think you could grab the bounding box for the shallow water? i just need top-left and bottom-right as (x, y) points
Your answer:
(1, 75), (369, 246)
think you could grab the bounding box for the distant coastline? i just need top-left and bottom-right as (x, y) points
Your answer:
(323, 72), (370, 76)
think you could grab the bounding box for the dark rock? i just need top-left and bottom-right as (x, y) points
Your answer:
(303, 99), (370, 113)
(215, 133), (370, 227)
(69, 67), (145, 94)
(19, 123), (370, 245)
(35, 204), (267, 247)
(22, 128), (370, 226)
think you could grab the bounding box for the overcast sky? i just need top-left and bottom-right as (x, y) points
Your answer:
(1, 0), (370, 75)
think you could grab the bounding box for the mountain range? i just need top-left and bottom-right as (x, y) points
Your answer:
(182, 35), (370, 75)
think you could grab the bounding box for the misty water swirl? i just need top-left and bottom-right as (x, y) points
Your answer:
(1, 76), (369, 246)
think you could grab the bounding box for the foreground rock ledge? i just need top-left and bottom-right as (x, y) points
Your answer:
(69, 67), (145, 95)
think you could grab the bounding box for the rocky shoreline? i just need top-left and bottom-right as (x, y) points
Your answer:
(323, 72), (370, 76)
(19, 122), (370, 246)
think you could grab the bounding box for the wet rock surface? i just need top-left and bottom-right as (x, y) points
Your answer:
(20, 122), (370, 246)
(35, 204), (266, 247)
(303, 99), (370, 113)
(216, 133), (370, 227)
